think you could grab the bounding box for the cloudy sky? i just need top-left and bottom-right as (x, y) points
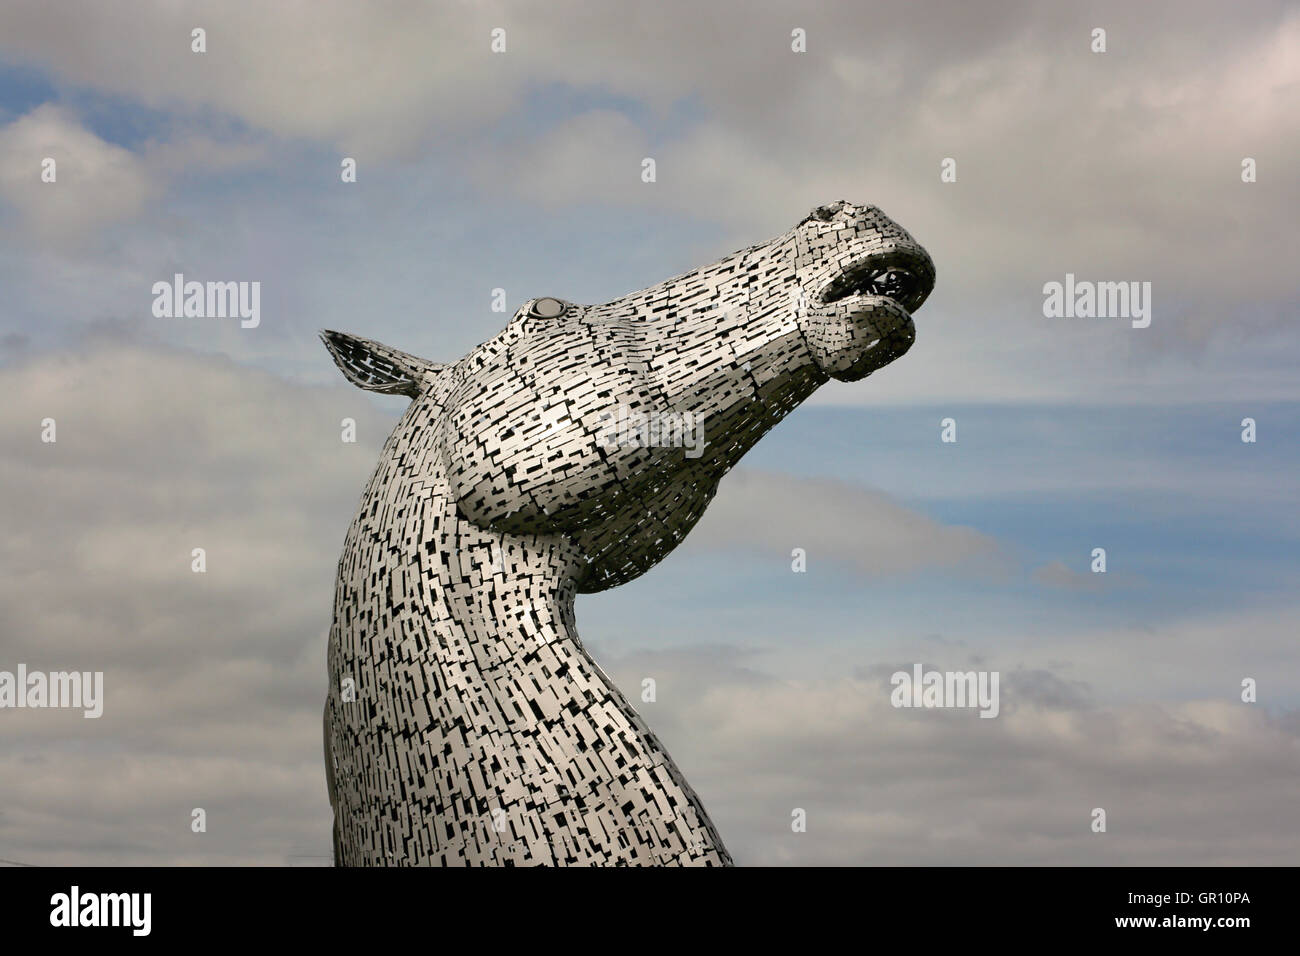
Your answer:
(0, 0), (1297, 865)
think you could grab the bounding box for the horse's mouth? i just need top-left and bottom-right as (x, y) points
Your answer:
(800, 245), (934, 382)
(817, 247), (935, 319)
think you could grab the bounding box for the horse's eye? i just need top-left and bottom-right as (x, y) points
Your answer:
(530, 297), (566, 318)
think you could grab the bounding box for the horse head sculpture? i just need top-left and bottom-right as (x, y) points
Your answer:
(322, 200), (935, 865)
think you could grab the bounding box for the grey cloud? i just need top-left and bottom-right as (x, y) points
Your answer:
(0, 342), (389, 863)
(1001, 667), (1094, 712)
(0, 343), (1295, 864)
(682, 467), (1008, 577)
(599, 645), (1300, 865)
(2, 1), (1294, 306)
(0, 1), (1295, 405)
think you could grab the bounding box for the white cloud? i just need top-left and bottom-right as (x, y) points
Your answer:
(0, 104), (152, 239)
(0, 104), (268, 245)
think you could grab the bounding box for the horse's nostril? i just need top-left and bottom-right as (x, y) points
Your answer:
(803, 201), (847, 224)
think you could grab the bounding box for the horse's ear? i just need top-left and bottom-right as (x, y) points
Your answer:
(320, 330), (443, 397)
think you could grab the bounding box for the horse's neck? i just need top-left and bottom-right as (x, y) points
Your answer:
(329, 436), (732, 865)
